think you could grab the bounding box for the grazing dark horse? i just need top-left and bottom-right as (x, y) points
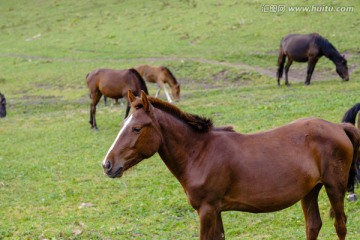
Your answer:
(102, 90), (359, 240)
(86, 68), (148, 130)
(277, 33), (349, 86)
(135, 64), (180, 103)
(342, 102), (360, 201)
(0, 92), (6, 118)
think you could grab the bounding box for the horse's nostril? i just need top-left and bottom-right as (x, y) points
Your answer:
(103, 160), (111, 170)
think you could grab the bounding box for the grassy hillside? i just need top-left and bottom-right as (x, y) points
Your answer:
(1, 0), (360, 239)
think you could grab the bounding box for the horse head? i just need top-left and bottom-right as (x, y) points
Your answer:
(171, 83), (181, 102)
(102, 90), (161, 178)
(336, 56), (349, 81)
(0, 93), (6, 118)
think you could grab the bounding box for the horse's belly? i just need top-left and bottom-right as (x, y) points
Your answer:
(224, 187), (312, 213)
(223, 172), (320, 213)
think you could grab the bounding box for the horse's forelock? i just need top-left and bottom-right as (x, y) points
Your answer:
(147, 97), (212, 132)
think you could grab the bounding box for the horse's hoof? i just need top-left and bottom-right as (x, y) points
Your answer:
(347, 193), (357, 202)
(305, 82), (311, 86)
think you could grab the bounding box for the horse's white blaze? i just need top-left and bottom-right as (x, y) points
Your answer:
(102, 115), (133, 165)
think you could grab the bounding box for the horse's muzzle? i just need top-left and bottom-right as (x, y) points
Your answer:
(102, 160), (123, 178)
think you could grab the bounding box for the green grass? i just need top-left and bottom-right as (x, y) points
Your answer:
(1, 0), (360, 239)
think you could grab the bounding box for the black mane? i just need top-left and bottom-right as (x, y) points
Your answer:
(129, 68), (149, 95)
(161, 66), (178, 84)
(315, 35), (344, 62)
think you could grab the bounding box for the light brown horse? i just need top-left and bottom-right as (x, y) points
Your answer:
(102, 91), (359, 240)
(134, 64), (180, 103)
(86, 68), (148, 130)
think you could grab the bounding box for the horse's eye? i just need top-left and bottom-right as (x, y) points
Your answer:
(133, 127), (141, 133)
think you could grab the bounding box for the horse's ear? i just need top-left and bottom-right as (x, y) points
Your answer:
(141, 90), (150, 112)
(128, 90), (136, 103)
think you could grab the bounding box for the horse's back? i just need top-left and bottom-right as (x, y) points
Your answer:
(280, 33), (322, 61)
(135, 65), (166, 83)
(204, 118), (355, 212)
(87, 68), (135, 98)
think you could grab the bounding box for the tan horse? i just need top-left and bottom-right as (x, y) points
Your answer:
(102, 91), (359, 240)
(86, 68), (148, 130)
(135, 64), (180, 103)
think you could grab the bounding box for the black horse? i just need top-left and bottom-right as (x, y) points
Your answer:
(0, 93), (6, 118)
(342, 103), (360, 201)
(277, 33), (349, 86)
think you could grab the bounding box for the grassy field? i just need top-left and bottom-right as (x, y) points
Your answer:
(1, 0), (360, 239)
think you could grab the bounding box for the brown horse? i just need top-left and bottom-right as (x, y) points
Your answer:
(342, 102), (360, 201)
(277, 33), (349, 86)
(0, 92), (6, 118)
(102, 91), (359, 240)
(86, 68), (148, 130)
(134, 64), (180, 103)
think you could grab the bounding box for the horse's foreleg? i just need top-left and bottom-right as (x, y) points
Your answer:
(155, 87), (161, 98)
(198, 204), (224, 240)
(301, 184), (322, 240)
(305, 59), (318, 85)
(284, 59), (293, 86)
(163, 85), (173, 103)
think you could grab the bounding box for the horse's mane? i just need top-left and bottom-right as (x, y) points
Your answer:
(342, 103), (360, 124)
(129, 68), (149, 95)
(161, 66), (178, 84)
(147, 96), (213, 132)
(314, 34), (344, 62)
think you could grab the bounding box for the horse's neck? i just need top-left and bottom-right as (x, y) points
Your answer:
(164, 70), (177, 86)
(321, 41), (343, 64)
(155, 110), (206, 182)
(168, 77), (177, 87)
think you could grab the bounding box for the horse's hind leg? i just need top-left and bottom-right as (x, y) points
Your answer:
(277, 53), (286, 86)
(284, 58), (293, 86)
(301, 184), (323, 240)
(324, 184), (347, 240)
(90, 91), (102, 130)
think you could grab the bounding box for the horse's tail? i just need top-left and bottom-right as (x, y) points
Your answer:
(85, 72), (91, 99)
(161, 66), (178, 85)
(129, 68), (149, 95)
(276, 41), (286, 81)
(341, 103), (360, 125)
(342, 123), (360, 194)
